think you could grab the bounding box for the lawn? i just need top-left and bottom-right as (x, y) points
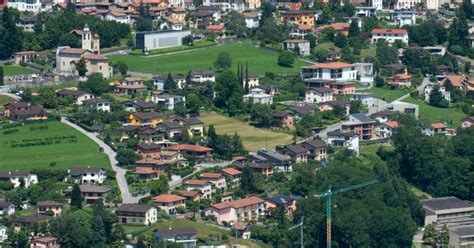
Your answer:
(0, 95), (15, 105)
(0, 121), (110, 170)
(4, 66), (39, 76)
(109, 43), (309, 75)
(29, 81), (79, 93)
(200, 112), (293, 151)
(402, 97), (466, 127)
(358, 87), (409, 103)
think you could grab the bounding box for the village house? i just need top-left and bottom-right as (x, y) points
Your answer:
(199, 173), (227, 192)
(56, 89), (95, 105)
(185, 180), (212, 199)
(14, 214), (53, 230)
(222, 168), (242, 187)
(388, 73), (412, 87)
(423, 123), (457, 136)
(30, 236), (60, 248)
(37, 200), (63, 217)
(370, 28), (408, 45)
(134, 167), (161, 180)
(157, 120), (183, 138)
(304, 87), (334, 103)
(152, 194), (186, 215)
(116, 204), (158, 225)
(190, 70), (215, 83)
(106, 10), (132, 25)
(280, 10), (315, 27)
(177, 190), (201, 202)
(278, 144), (309, 163)
(349, 93), (373, 107)
(461, 116), (474, 128)
(341, 113), (375, 141)
(0, 224), (7, 243)
(243, 88), (273, 105)
(152, 92), (186, 110)
(301, 62), (358, 82)
(127, 112), (163, 127)
(463, 79), (474, 97)
(67, 167), (107, 184)
(286, 105), (317, 119)
(327, 130), (360, 155)
(300, 139), (327, 161)
(272, 111), (294, 129)
(243, 73), (260, 88)
(0, 171), (38, 188)
(155, 227), (197, 248)
(283, 39), (311, 56)
(206, 24), (225, 34)
(137, 143), (161, 159)
(254, 149), (291, 172)
(315, 22), (350, 36)
(116, 84), (148, 96)
(0, 200), (15, 217)
(244, 12), (259, 28)
(122, 100), (156, 112)
(389, 10), (416, 26)
(4, 102), (47, 121)
(206, 196), (265, 225)
(442, 74), (465, 90)
(82, 97), (111, 112)
(168, 144), (213, 158)
(174, 117), (205, 137)
(152, 74), (186, 90)
(64, 185), (111, 205)
(318, 100), (350, 115)
(264, 195), (299, 216)
(237, 163), (274, 179)
(14, 51), (39, 64)
(421, 196), (474, 226)
(375, 121), (401, 138)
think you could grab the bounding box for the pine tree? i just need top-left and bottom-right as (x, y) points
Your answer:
(0, 66), (4, 86)
(92, 215), (107, 245)
(245, 61), (249, 93)
(237, 61), (241, 86)
(207, 125), (217, 148)
(348, 19), (360, 39)
(0, 8), (22, 60)
(70, 184), (83, 209)
(164, 73), (177, 92)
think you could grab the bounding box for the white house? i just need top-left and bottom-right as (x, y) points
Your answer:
(0, 171), (38, 188)
(8, 0), (42, 13)
(160, 17), (184, 31)
(305, 87), (334, 103)
(349, 93), (373, 107)
(372, 0), (383, 10)
(106, 10), (132, 25)
(283, 39), (311, 56)
(185, 180), (212, 199)
(243, 88), (273, 105)
(67, 167), (107, 184)
(355, 7), (378, 17)
(56, 89), (95, 105)
(0, 224), (7, 243)
(244, 12), (259, 28)
(199, 172), (227, 192)
(422, 123), (456, 136)
(115, 204), (158, 225)
(327, 130), (360, 156)
(190, 70), (215, 83)
(389, 10), (416, 26)
(152, 93), (185, 110)
(82, 97), (111, 112)
(0, 201), (15, 217)
(375, 121), (401, 138)
(371, 29), (408, 45)
(301, 62), (359, 82)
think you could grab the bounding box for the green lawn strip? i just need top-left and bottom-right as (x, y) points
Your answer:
(0, 121), (109, 170)
(29, 81), (79, 93)
(402, 97), (466, 128)
(0, 95), (15, 105)
(4, 66), (39, 76)
(358, 87), (409, 103)
(109, 43), (309, 75)
(200, 112), (293, 152)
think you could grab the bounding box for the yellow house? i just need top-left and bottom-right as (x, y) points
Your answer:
(280, 10), (315, 27)
(128, 112), (163, 127)
(245, 0), (261, 9)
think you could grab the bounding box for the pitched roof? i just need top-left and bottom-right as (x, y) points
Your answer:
(83, 54), (108, 61)
(301, 139), (326, 149)
(0, 200), (13, 208)
(200, 172), (222, 179)
(222, 168), (242, 176)
(116, 203), (153, 213)
(68, 167), (104, 175)
(133, 112), (162, 120)
(390, 73), (411, 80)
(177, 190), (200, 198)
(309, 62), (353, 69)
(283, 144), (309, 155)
(123, 100), (156, 109)
(308, 87), (333, 94)
(15, 214), (53, 223)
(350, 113), (374, 123)
(70, 185), (111, 193)
(421, 196), (472, 211)
(431, 123), (447, 129)
(265, 195), (296, 205)
(137, 143), (161, 150)
(211, 196), (264, 210)
(152, 194), (186, 203)
(177, 117), (204, 125)
(158, 120), (182, 130)
(450, 225), (474, 237)
(441, 74), (465, 87)
(327, 129), (357, 137)
(383, 121), (401, 129)
(371, 28), (407, 35)
(156, 227), (197, 238)
(37, 200), (63, 207)
(206, 24), (224, 31)
(185, 179), (209, 186)
(168, 144), (213, 153)
(32, 236), (57, 243)
(60, 48), (88, 55)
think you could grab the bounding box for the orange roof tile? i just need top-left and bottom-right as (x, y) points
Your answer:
(222, 168), (242, 176)
(371, 28), (407, 35)
(441, 74), (465, 87)
(152, 194), (185, 203)
(431, 123), (447, 129)
(390, 73), (412, 80)
(200, 172), (222, 179)
(206, 24), (224, 32)
(310, 62), (353, 69)
(178, 190), (200, 197)
(384, 121), (400, 129)
(168, 144), (213, 153)
(211, 196), (264, 210)
(60, 48), (87, 55)
(185, 179), (209, 186)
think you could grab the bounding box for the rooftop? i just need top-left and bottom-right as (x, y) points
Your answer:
(156, 227), (197, 238)
(371, 28), (407, 35)
(222, 168), (242, 176)
(168, 144), (212, 153)
(421, 196), (472, 211)
(185, 179), (209, 186)
(200, 172), (223, 179)
(212, 196), (264, 210)
(116, 203), (153, 213)
(309, 62), (354, 69)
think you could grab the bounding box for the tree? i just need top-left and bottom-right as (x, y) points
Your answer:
(8, 228), (28, 248)
(428, 84), (449, 108)
(374, 75), (385, 87)
(376, 40), (398, 65)
(0, 66), (4, 86)
(135, 13), (153, 32)
(174, 101), (187, 117)
(149, 175), (169, 195)
(313, 49), (328, 62)
(340, 45), (355, 63)
(226, 11), (246, 37)
(259, 2), (275, 25)
(250, 103), (272, 127)
(464, 61), (471, 74)
(348, 19), (360, 39)
(401, 47), (432, 73)
(334, 32), (348, 48)
(240, 166), (257, 194)
(37, 87), (58, 109)
(77, 57), (88, 77)
(349, 100), (367, 114)
(186, 93), (201, 114)
(70, 184), (83, 209)
(79, 73), (110, 95)
(92, 215), (107, 245)
(182, 35), (193, 46)
(214, 70), (244, 116)
(0, 8), (23, 60)
(116, 148), (140, 165)
(278, 51), (295, 67)
(448, 16), (469, 53)
(59, 33), (81, 48)
(214, 52), (232, 70)
(113, 61), (128, 76)
(164, 73), (177, 92)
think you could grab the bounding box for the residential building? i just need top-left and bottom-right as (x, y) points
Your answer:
(461, 116), (474, 128)
(206, 196), (265, 224)
(222, 168), (242, 187)
(8, 0), (41, 13)
(185, 180), (212, 199)
(106, 10), (132, 25)
(156, 121), (183, 138)
(0, 200), (15, 217)
(442, 74), (465, 89)
(36, 200), (63, 217)
(152, 194), (186, 214)
(300, 139), (327, 161)
(122, 100), (156, 112)
(422, 197), (474, 226)
(244, 12), (259, 28)
(272, 111), (294, 128)
(264, 195), (298, 216)
(370, 29), (408, 45)
(14, 51), (38, 64)
(349, 93), (373, 107)
(301, 62), (359, 82)
(127, 112), (163, 127)
(174, 117), (204, 137)
(388, 73), (412, 87)
(116, 84), (148, 96)
(280, 10), (315, 27)
(177, 190), (201, 202)
(283, 39), (311, 56)
(355, 6), (378, 17)
(64, 185), (112, 205)
(389, 10), (416, 26)
(0, 224), (7, 243)
(315, 22), (350, 36)
(152, 92), (185, 110)
(82, 97), (111, 112)
(116, 204), (158, 225)
(135, 30), (192, 52)
(14, 214), (53, 230)
(238, 163), (274, 179)
(389, 0), (422, 10)
(67, 167), (107, 184)
(304, 87), (334, 103)
(199, 173), (227, 191)
(243, 73), (260, 88)
(243, 88), (273, 105)
(425, 84), (451, 103)
(190, 70), (215, 83)
(4, 102), (47, 121)
(168, 144), (213, 158)
(160, 17), (183, 31)
(449, 225), (474, 248)
(327, 130), (359, 155)
(341, 113), (375, 141)
(30, 236), (60, 248)
(371, 110), (398, 123)
(278, 144), (309, 163)
(56, 89), (95, 105)
(255, 149), (291, 172)
(152, 74), (186, 90)
(375, 121), (401, 138)
(319, 100), (351, 115)
(134, 167), (161, 180)
(286, 105), (317, 119)
(155, 227), (197, 248)
(423, 123), (456, 136)
(0, 171), (38, 188)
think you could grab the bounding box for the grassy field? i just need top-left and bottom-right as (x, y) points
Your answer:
(4, 66), (39, 76)
(109, 43), (309, 75)
(123, 218), (266, 247)
(200, 112), (293, 151)
(0, 95), (15, 105)
(359, 87), (409, 103)
(29, 81), (79, 93)
(0, 121), (110, 170)
(402, 97), (466, 127)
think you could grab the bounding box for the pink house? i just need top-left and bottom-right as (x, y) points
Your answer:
(461, 117), (474, 128)
(206, 196), (265, 225)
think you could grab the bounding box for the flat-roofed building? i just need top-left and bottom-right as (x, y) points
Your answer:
(421, 197), (474, 226)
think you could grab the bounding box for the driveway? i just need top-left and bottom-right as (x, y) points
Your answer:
(61, 118), (147, 203)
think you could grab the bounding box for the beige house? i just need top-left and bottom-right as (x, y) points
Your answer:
(37, 200), (63, 217)
(115, 204), (158, 225)
(152, 194), (186, 215)
(55, 48), (112, 78)
(56, 89), (95, 105)
(206, 196), (265, 225)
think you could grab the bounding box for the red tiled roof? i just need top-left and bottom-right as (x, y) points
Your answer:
(200, 172), (222, 179)
(441, 74), (465, 87)
(83, 54), (108, 61)
(371, 28), (407, 35)
(206, 24), (224, 32)
(310, 62), (353, 69)
(211, 196), (264, 210)
(298, 24), (312, 30)
(178, 190), (200, 197)
(390, 73), (411, 80)
(168, 144), (213, 153)
(222, 168), (242, 176)
(15, 51), (38, 55)
(185, 179), (209, 186)
(60, 48), (87, 55)
(431, 123), (447, 129)
(384, 121), (400, 129)
(152, 194), (185, 203)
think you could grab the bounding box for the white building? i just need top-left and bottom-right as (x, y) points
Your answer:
(185, 180), (212, 199)
(56, 89), (95, 105)
(371, 29), (409, 45)
(305, 87), (334, 103)
(200, 172), (227, 192)
(327, 130), (359, 156)
(243, 88), (273, 105)
(349, 93), (373, 107)
(424, 0), (439, 10)
(244, 12), (259, 28)
(372, 0), (383, 10)
(301, 62), (359, 82)
(425, 84), (451, 103)
(190, 70), (215, 83)
(375, 121), (400, 138)
(0, 225), (7, 243)
(8, 0), (42, 13)
(106, 10), (132, 25)
(0, 201), (15, 217)
(135, 30), (192, 52)
(389, 10), (416, 26)
(82, 98), (111, 112)
(67, 167), (107, 184)
(159, 18), (184, 31)
(152, 93), (185, 110)
(391, 0), (422, 10)
(283, 39), (311, 56)
(355, 7), (378, 17)
(55, 47), (112, 79)
(0, 171), (38, 188)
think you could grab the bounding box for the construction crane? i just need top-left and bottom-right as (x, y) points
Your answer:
(314, 180), (378, 248)
(288, 216), (304, 248)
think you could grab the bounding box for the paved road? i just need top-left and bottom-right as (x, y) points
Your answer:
(61, 118), (147, 203)
(169, 161), (232, 189)
(0, 92), (21, 101)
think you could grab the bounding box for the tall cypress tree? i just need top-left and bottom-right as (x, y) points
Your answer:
(245, 61), (249, 93)
(0, 66), (4, 86)
(70, 184), (83, 209)
(0, 8), (22, 60)
(237, 61), (241, 86)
